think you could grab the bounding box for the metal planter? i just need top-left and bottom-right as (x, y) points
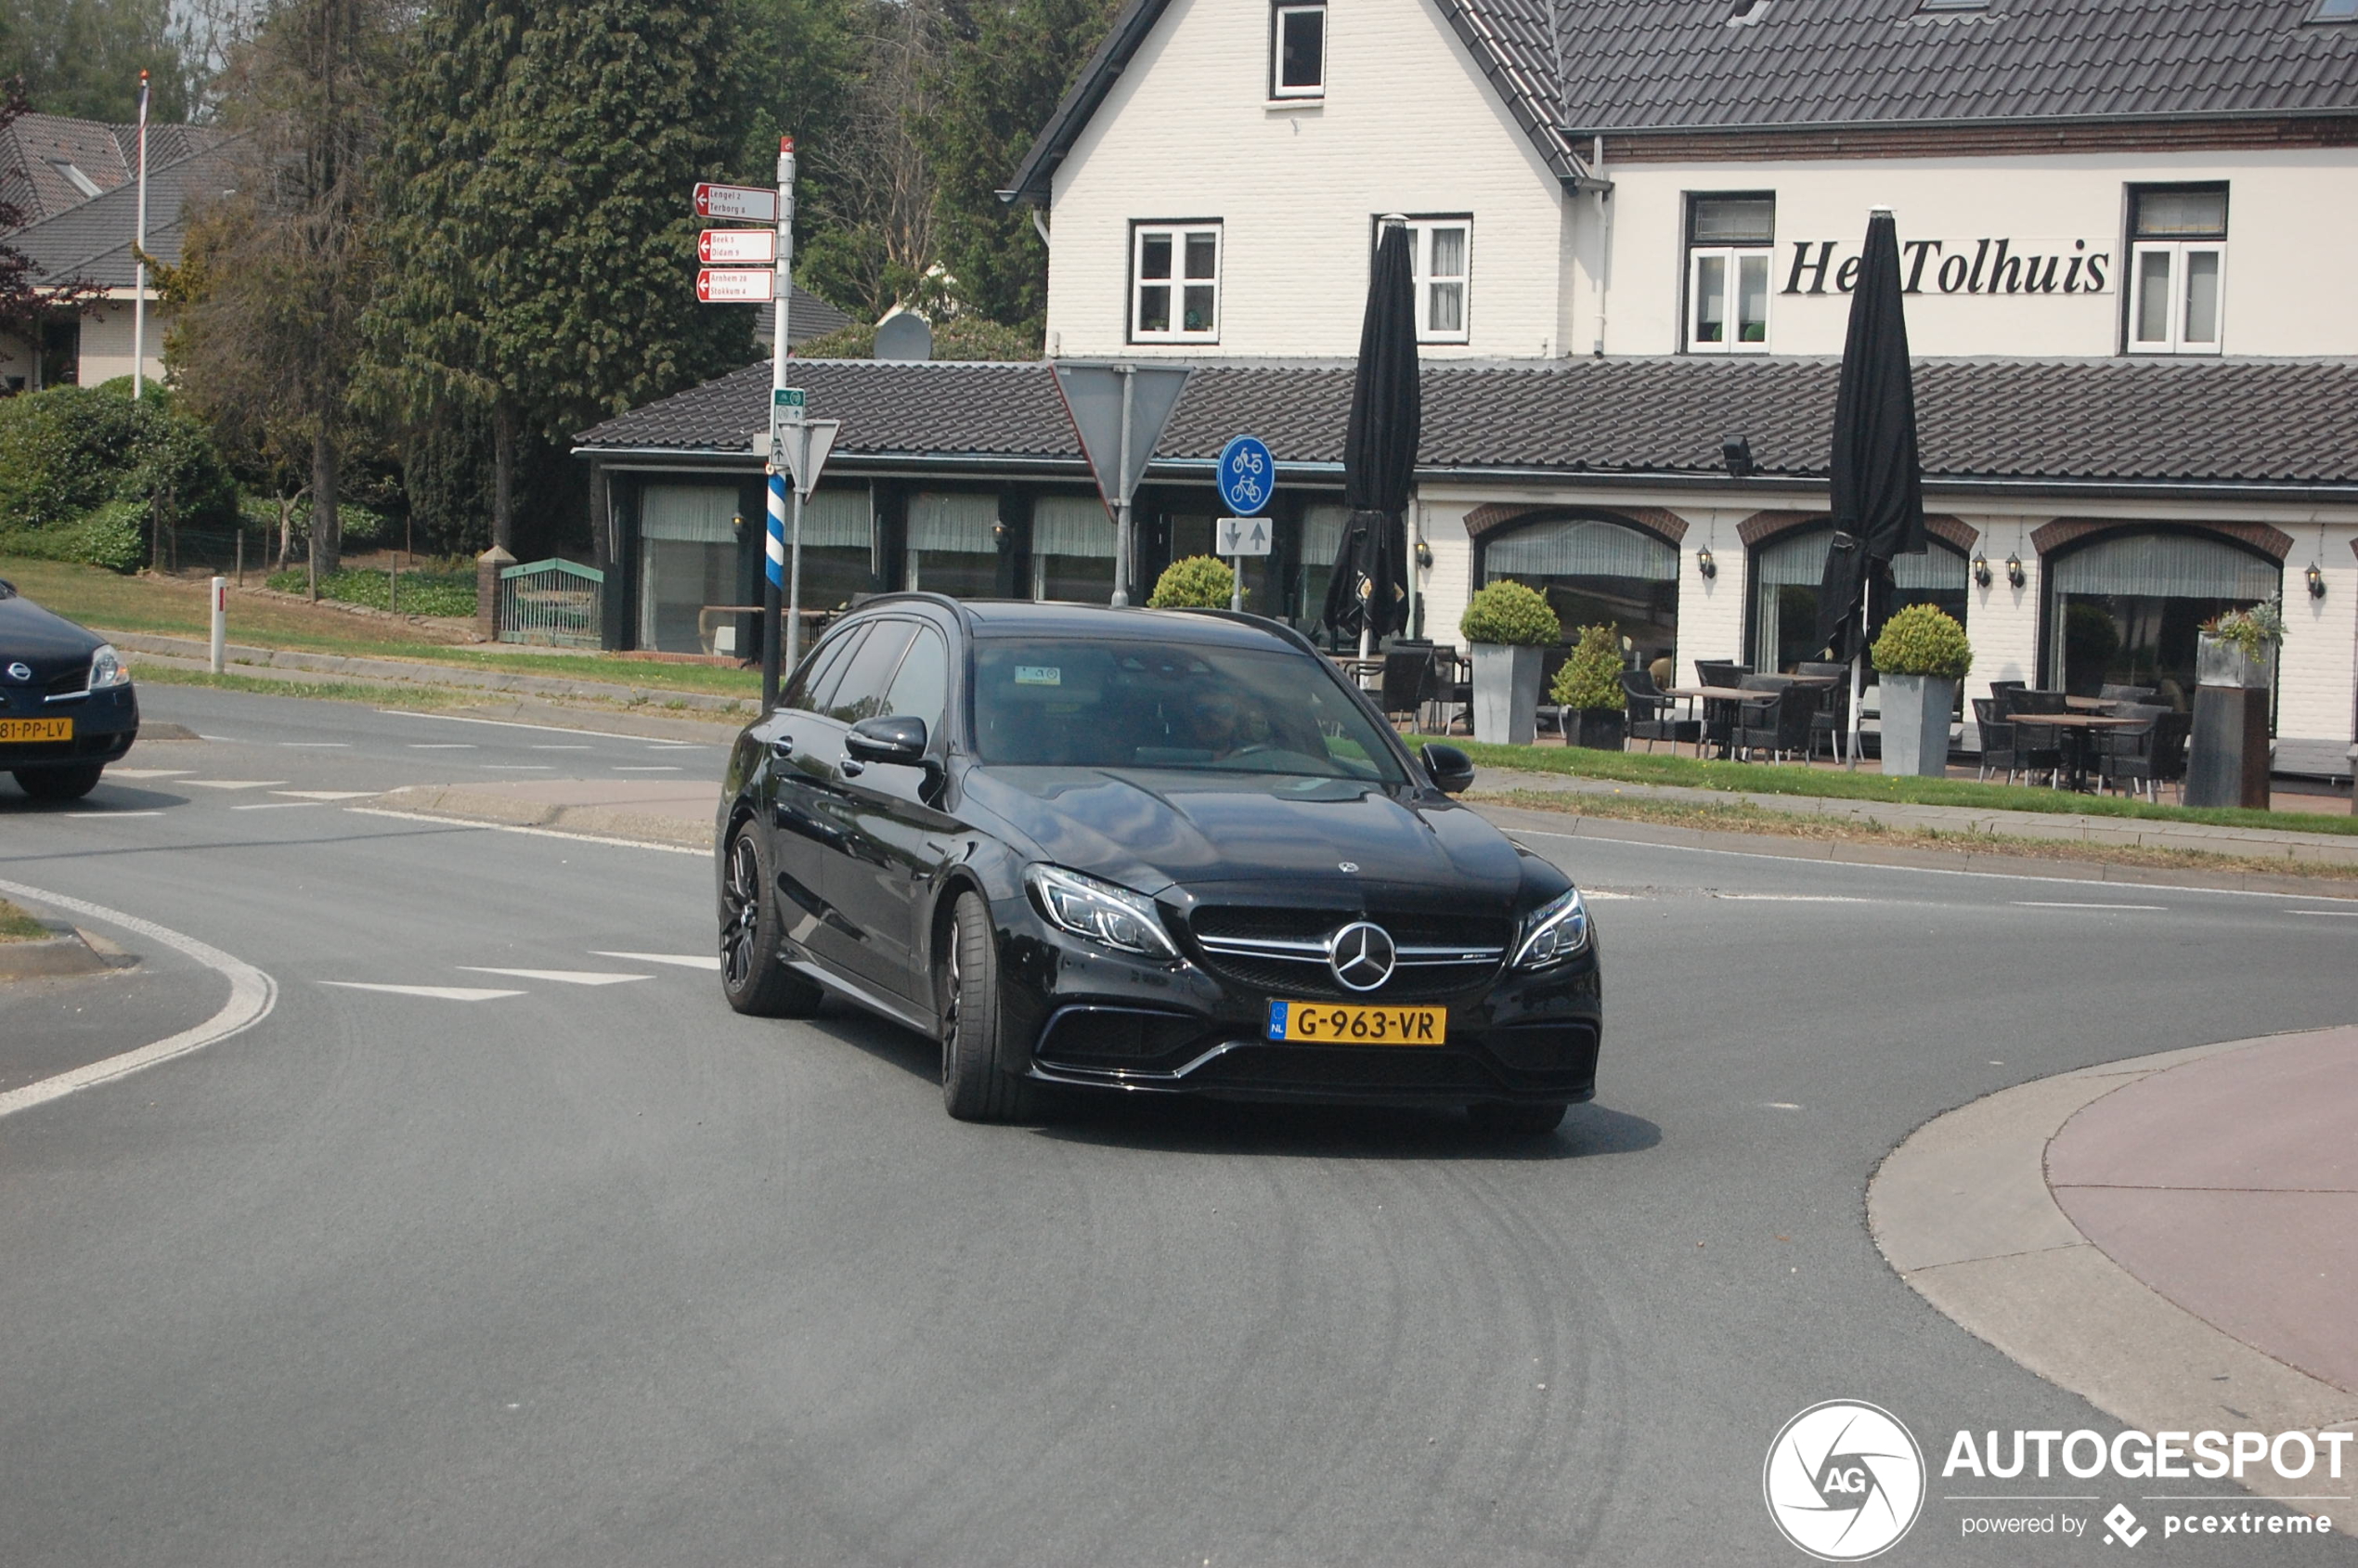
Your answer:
(1878, 673), (1954, 777)
(2195, 634), (2275, 692)
(1471, 643), (1544, 745)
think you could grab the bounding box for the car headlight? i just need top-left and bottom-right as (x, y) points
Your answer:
(88, 643), (131, 690)
(1025, 864), (1178, 959)
(1511, 886), (1591, 969)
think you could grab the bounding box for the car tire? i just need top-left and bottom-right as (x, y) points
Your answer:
(14, 764), (103, 801)
(719, 823), (823, 1018)
(939, 890), (1038, 1123)
(1468, 1100), (1567, 1136)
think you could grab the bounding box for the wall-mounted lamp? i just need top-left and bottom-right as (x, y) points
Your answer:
(1414, 539), (1434, 570)
(1696, 544), (1717, 579)
(2308, 561), (2327, 600)
(991, 519), (1009, 540)
(1972, 552), (1992, 589)
(1720, 434), (1754, 479)
(2005, 552), (2026, 590)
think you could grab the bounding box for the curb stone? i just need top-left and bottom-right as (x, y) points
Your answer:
(1868, 1030), (2358, 1536)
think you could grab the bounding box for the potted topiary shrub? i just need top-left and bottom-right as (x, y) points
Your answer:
(1460, 579), (1560, 745)
(1869, 603), (1973, 776)
(1550, 622), (1626, 751)
(1147, 555), (1239, 609)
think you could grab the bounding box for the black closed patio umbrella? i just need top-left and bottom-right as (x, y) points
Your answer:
(1815, 205), (1927, 764)
(1323, 218), (1420, 657)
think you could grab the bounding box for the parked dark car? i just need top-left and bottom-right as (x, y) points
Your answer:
(716, 596), (1600, 1131)
(0, 577), (139, 800)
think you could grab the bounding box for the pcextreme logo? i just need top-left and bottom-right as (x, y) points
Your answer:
(1764, 1401), (1928, 1562)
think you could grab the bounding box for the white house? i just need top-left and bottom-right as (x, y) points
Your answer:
(582, 0), (2358, 778)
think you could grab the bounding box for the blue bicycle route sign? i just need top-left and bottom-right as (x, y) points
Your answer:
(1216, 434), (1275, 515)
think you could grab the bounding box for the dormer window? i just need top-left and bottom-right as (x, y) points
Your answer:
(1272, 2), (1325, 98)
(2311, 0), (2358, 21)
(1916, 0), (1989, 11)
(47, 160), (103, 199)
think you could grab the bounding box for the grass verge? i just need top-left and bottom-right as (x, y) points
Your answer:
(2, 557), (763, 700)
(128, 665), (473, 707)
(1471, 789), (2358, 883)
(0, 898), (51, 941)
(1422, 735), (2358, 838)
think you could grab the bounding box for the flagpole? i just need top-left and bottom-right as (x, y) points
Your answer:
(131, 70), (149, 400)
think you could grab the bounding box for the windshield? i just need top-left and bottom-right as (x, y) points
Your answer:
(969, 637), (1406, 784)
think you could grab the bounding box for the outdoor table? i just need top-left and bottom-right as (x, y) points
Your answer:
(1665, 685), (1770, 758)
(2008, 711), (2143, 792)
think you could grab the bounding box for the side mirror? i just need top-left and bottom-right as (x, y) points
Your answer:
(1420, 742), (1474, 795)
(846, 714), (928, 766)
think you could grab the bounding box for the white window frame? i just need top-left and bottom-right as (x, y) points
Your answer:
(1399, 217), (1471, 343)
(1685, 247), (1772, 354)
(1270, 2), (1326, 99)
(2126, 241), (2226, 356)
(1130, 222), (1222, 343)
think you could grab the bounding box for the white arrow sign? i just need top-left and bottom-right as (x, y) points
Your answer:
(1216, 516), (1272, 556)
(693, 182), (779, 223)
(696, 267), (774, 304)
(698, 229), (776, 265)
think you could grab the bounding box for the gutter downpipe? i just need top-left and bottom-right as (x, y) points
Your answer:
(1591, 136), (1609, 358)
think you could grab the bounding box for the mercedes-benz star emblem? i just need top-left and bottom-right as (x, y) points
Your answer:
(4, 662), (31, 682)
(1337, 862), (1359, 873)
(1327, 920), (1396, 992)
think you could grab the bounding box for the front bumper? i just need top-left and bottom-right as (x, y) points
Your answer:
(0, 685), (138, 771)
(995, 892), (1601, 1107)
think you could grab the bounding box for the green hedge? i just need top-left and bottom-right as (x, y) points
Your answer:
(1148, 555), (1237, 609)
(265, 566), (478, 617)
(0, 382), (236, 551)
(0, 501), (149, 572)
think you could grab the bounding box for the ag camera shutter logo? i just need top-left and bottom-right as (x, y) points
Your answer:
(1764, 1400), (1925, 1561)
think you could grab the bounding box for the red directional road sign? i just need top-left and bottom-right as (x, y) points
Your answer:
(696, 267), (774, 304)
(698, 229), (777, 266)
(693, 182), (779, 224)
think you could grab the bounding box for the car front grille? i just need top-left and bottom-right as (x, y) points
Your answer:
(1185, 904), (1512, 1003)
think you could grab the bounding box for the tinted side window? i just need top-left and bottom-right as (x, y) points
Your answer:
(826, 619), (919, 723)
(784, 625), (867, 715)
(882, 626), (949, 736)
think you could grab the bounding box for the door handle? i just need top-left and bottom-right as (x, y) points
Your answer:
(770, 736), (795, 759)
(838, 753), (866, 778)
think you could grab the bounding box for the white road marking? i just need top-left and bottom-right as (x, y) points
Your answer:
(408, 744), (476, 750)
(531, 745), (595, 751)
(1767, 1102), (1804, 1110)
(0, 877), (277, 1121)
(68, 810), (163, 818)
(1712, 893), (1876, 903)
(613, 765), (683, 772)
(272, 790), (377, 800)
(481, 765), (552, 771)
(343, 807), (703, 856)
(104, 768), (192, 779)
(196, 734), (242, 742)
(321, 982), (525, 1002)
(277, 742), (350, 748)
(181, 779), (292, 790)
(2012, 901), (2168, 911)
(593, 951), (722, 970)
(379, 709), (716, 743)
(2287, 909), (2358, 917)
(458, 966), (652, 985)
(1580, 889), (1639, 901)
(230, 801), (322, 810)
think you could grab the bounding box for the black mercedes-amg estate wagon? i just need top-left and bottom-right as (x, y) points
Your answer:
(716, 596), (1600, 1131)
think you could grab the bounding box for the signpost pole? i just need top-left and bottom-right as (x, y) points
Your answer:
(760, 136), (797, 713)
(1110, 366), (1135, 606)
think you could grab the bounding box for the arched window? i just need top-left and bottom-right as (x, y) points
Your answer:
(2041, 529), (2279, 704)
(1479, 514), (1679, 665)
(1748, 525), (1967, 673)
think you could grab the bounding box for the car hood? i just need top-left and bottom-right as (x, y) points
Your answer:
(0, 591), (103, 679)
(960, 766), (1525, 901)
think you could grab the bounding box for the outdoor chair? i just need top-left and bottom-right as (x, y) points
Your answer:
(1622, 669), (1700, 754)
(1972, 697), (2017, 784)
(1733, 674), (1812, 762)
(1695, 660), (1748, 758)
(1797, 661), (1851, 761)
(1534, 646), (1576, 738)
(2100, 706), (2190, 802)
(1997, 689), (2066, 784)
(1987, 680), (2027, 710)
(1380, 641), (1435, 729)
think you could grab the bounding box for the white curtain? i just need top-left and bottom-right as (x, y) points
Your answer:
(909, 492), (1000, 553)
(1484, 517), (1678, 581)
(1302, 503), (1348, 564)
(801, 487), (872, 549)
(1754, 527), (1965, 590)
(2048, 531), (2281, 600)
(641, 485), (739, 542)
(1032, 495), (1114, 558)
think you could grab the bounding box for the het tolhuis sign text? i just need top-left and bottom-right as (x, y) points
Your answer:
(1781, 238), (2113, 297)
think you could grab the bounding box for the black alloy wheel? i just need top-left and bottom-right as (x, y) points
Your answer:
(1467, 1100), (1568, 1136)
(939, 891), (1038, 1122)
(13, 764), (103, 801)
(719, 825), (823, 1017)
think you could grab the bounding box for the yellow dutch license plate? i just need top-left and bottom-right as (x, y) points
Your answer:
(1267, 1001), (1445, 1046)
(0, 717), (72, 744)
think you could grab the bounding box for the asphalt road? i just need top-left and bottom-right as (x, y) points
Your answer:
(3, 688), (2352, 1566)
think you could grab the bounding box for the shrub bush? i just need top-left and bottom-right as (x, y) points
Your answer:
(0, 500), (150, 572)
(1870, 603), (1974, 680)
(1459, 579), (1560, 646)
(1549, 622), (1625, 709)
(1148, 555), (1237, 609)
(264, 565), (479, 617)
(0, 381), (235, 538)
(2201, 595), (2286, 658)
